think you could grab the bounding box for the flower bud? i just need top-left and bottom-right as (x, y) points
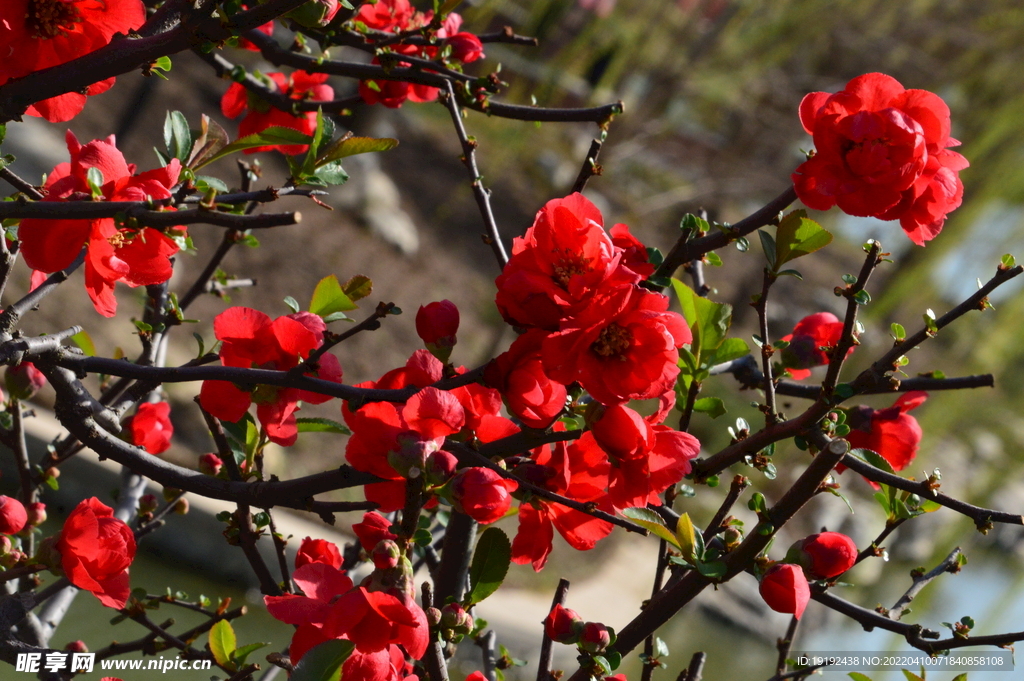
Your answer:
(372, 539), (402, 570)
(440, 602), (474, 634)
(759, 563), (810, 619)
(34, 536), (62, 573)
(416, 300), (460, 362)
(65, 640), (88, 653)
(0, 496), (27, 535)
(425, 450), (458, 485)
(199, 453), (223, 476)
(44, 467), (60, 482)
(388, 431), (439, 479)
(5, 362), (46, 400)
(543, 604), (583, 644)
(162, 487), (181, 502)
(138, 494), (159, 515)
(790, 532), (858, 579)
(0, 548), (24, 569)
(722, 526), (743, 549)
(173, 498), (189, 515)
(579, 622), (611, 654)
(449, 467), (517, 524)
(427, 607), (443, 628)
(0, 536), (12, 557)
(352, 512), (398, 553)
(447, 33), (485, 64)
(26, 502), (46, 527)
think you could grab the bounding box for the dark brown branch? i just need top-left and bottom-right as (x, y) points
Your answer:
(0, 201), (299, 229)
(178, 229), (242, 311)
(821, 242), (883, 396)
(888, 547), (962, 621)
(852, 517), (906, 567)
(537, 579), (570, 681)
(473, 99), (624, 124)
(422, 582), (450, 681)
(570, 139), (604, 194)
(775, 616), (800, 677)
(701, 475), (749, 543)
(432, 511), (476, 607)
(810, 588), (940, 641)
(679, 652), (706, 681)
(294, 302), (394, 373)
(477, 630), (498, 681)
(0, 250), (85, 334)
(0, 167), (45, 199)
(754, 269), (779, 424)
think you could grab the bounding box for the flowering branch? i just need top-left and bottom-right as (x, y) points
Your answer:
(888, 547), (962, 621)
(537, 579), (570, 681)
(570, 139), (604, 194)
(821, 241), (883, 396)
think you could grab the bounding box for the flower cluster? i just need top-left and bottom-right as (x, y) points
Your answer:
(264, 534), (427, 681)
(792, 73), (968, 245)
(221, 71), (334, 155)
(199, 307), (343, 446)
(0, 0), (146, 121)
(543, 604), (614, 654)
(355, 0), (485, 108)
(18, 132), (185, 317)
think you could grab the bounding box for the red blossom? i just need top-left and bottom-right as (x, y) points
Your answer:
(485, 329), (567, 429)
(449, 467), (518, 524)
(543, 604), (583, 643)
(792, 73), (968, 245)
(352, 512), (398, 553)
(355, 0), (414, 31)
(5, 361), (46, 400)
(296, 537), (343, 570)
(198, 307), (343, 446)
(0, 0), (146, 121)
(447, 32), (484, 63)
(840, 391), (927, 480)
(56, 497), (136, 608)
(416, 300), (460, 360)
(125, 402), (173, 455)
(221, 71), (334, 154)
(795, 532), (858, 579)
(606, 426), (700, 511)
(759, 563), (810, 619)
(0, 496), (27, 535)
(779, 312), (850, 380)
(18, 131), (184, 317)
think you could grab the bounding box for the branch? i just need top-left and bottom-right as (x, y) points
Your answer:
(537, 579), (570, 681)
(570, 139), (604, 194)
(679, 651), (706, 681)
(754, 269), (779, 424)
(700, 475), (750, 543)
(421, 582), (450, 681)
(888, 547), (962, 621)
(432, 510), (476, 607)
(0, 250), (85, 334)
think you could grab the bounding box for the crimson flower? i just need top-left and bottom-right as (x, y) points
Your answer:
(543, 604), (583, 643)
(841, 391), (927, 478)
(352, 512), (398, 553)
(416, 299), (459, 361)
(449, 467), (518, 524)
(0, 496), (27, 535)
(5, 361), (46, 400)
(606, 426), (700, 511)
(779, 312), (850, 380)
(221, 71), (334, 154)
(55, 497), (136, 608)
(18, 131), (184, 317)
(543, 285), (691, 406)
(296, 537), (342, 570)
(198, 308), (343, 446)
(124, 402), (173, 455)
(354, 0), (414, 30)
(485, 329), (567, 429)
(0, 0), (146, 122)
(792, 73), (968, 245)
(759, 563), (810, 619)
(495, 193), (640, 330)
(791, 532), (858, 579)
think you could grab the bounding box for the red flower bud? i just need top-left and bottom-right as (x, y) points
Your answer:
(174, 498), (189, 515)
(138, 495), (159, 515)
(0, 496), (27, 535)
(579, 622), (611, 653)
(65, 640), (88, 653)
(449, 467), (518, 524)
(797, 532), (858, 579)
(416, 300), (460, 361)
(352, 511), (398, 553)
(447, 33), (485, 63)
(440, 602), (474, 633)
(125, 402), (174, 455)
(543, 604), (583, 643)
(295, 537), (342, 570)
(426, 450), (459, 485)
(759, 563), (810, 619)
(5, 362), (46, 400)
(372, 539), (402, 570)
(427, 606), (443, 627)
(388, 430), (439, 478)
(26, 502), (46, 527)
(199, 453), (223, 476)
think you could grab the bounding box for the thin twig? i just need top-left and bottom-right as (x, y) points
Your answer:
(679, 652), (706, 681)
(754, 268), (779, 424)
(570, 139), (603, 194)
(887, 547), (962, 621)
(537, 579), (570, 681)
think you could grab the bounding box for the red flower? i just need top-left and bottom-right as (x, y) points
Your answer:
(352, 512), (398, 553)
(359, 66), (439, 109)
(0, 0), (146, 122)
(198, 453), (223, 476)
(779, 312), (850, 380)
(447, 33), (484, 63)
(416, 300), (459, 361)
(56, 497), (136, 608)
(5, 361), (46, 400)
(221, 71), (334, 155)
(449, 468), (518, 524)
(759, 563), (810, 619)
(18, 131), (184, 317)
(606, 426), (700, 511)
(495, 194), (640, 330)
(296, 537), (343, 570)
(794, 532), (858, 579)
(842, 391), (927, 477)
(543, 604), (583, 643)
(543, 285), (691, 406)
(485, 329), (567, 429)
(265, 562), (354, 629)
(792, 73), (968, 245)
(325, 587), (428, 658)
(125, 402), (173, 455)
(355, 0), (414, 31)
(198, 307), (343, 446)
(0, 496), (27, 535)
(590, 404), (654, 460)
(609, 223), (654, 278)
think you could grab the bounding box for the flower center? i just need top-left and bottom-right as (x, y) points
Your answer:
(552, 249), (593, 288)
(591, 322), (632, 360)
(25, 0), (83, 39)
(107, 232), (127, 248)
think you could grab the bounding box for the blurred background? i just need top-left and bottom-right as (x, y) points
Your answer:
(5, 0), (1024, 679)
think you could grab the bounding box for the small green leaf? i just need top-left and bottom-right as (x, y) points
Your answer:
(680, 213), (710, 234)
(283, 296), (301, 313)
(316, 134), (399, 165)
(164, 110), (192, 162)
(290, 639), (355, 681)
(901, 670), (924, 681)
(1001, 253), (1015, 268)
(675, 512), (698, 562)
(231, 641), (269, 667)
(295, 417), (351, 435)
(777, 269), (803, 279)
(692, 397), (726, 419)
(313, 161), (349, 186)
(852, 289), (871, 305)
(309, 275), (358, 317)
(891, 323), (906, 341)
(467, 527), (511, 604)
(209, 620), (237, 669)
(775, 209), (833, 266)
(695, 560), (726, 579)
(71, 330), (96, 357)
(849, 448), (896, 474)
(621, 507), (681, 549)
(343, 275), (373, 301)
(708, 337), (750, 365)
(196, 127), (314, 168)
(704, 252), (723, 267)
(758, 230), (777, 269)
(842, 273), (857, 285)
(848, 674), (874, 681)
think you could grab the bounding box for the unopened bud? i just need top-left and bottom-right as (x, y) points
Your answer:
(173, 498), (189, 515)
(425, 450), (458, 485)
(387, 431), (438, 479)
(65, 640), (88, 653)
(440, 602), (473, 634)
(579, 622), (611, 654)
(372, 540), (401, 570)
(199, 453), (223, 476)
(427, 607), (443, 627)
(162, 487), (181, 502)
(5, 362), (46, 400)
(26, 502), (46, 527)
(722, 526), (743, 548)
(543, 604), (583, 644)
(138, 494), (159, 515)
(0, 548), (24, 569)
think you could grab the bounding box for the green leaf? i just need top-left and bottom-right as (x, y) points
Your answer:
(231, 641), (269, 667)
(1001, 253), (1015, 268)
(313, 161), (349, 186)
(343, 275), (373, 301)
(295, 417), (351, 435)
(316, 134), (399, 165)
(675, 512), (698, 562)
(209, 620), (237, 669)
(309, 275), (358, 317)
(692, 397), (726, 419)
(757, 229), (777, 270)
(680, 213), (710, 235)
(164, 111), (192, 162)
(707, 337), (749, 365)
(438, 0), (462, 15)
(891, 323), (906, 341)
(187, 115), (229, 169)
(467, 527), (511, 604)
(196, 127), (314, 168)
(154, 55), (172, 73)
(705, 252), (723, 267)
(671, 279), (733, 364)
(873, 490), (891, 515)
(0, 124), (5, 147)
(621, 507), (681, 549)
(775, 210), (833, 266)
(848, 674), (874, 681)
(901, 671), (924, 681)
(71, 330), (96, 357)
(695, 560), (726, 579)
(849, 448), (896, 474)
(290, 639), (355, 681)
(301, 109), (329, 178)
(283, 296), (301, 313)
